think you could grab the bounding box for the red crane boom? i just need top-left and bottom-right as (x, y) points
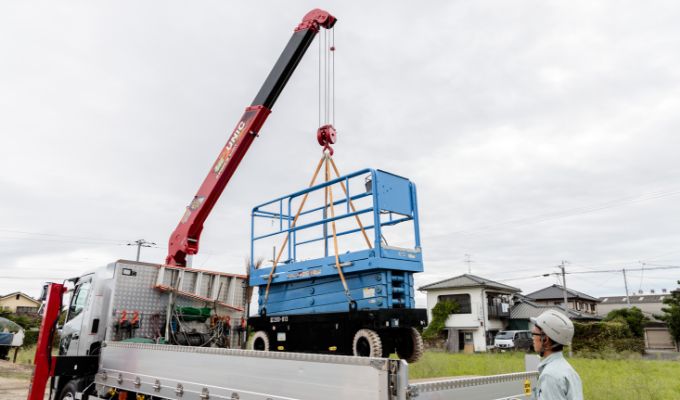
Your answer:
(166, 9), (337, 266)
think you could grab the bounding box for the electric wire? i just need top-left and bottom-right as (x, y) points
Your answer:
(318, 29), (321, 127)
(331, 28), (335, 126)
(442, 188), (680, 238)
(495, 265), (680, 287)
(324, 28), (328, 125)
(0, 228), (126, 243)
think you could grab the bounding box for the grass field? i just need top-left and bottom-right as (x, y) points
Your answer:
(410, 351), (680, 400)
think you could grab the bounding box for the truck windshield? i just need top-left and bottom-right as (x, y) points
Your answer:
(495, 331), (513, 339)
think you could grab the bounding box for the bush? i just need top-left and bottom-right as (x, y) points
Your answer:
(0, 310), (41, 330)
(20, 329), (61, 351)
(422, 300), (459, 343)
(573, 321), (645, 356)
(603, 307), (649, 338)
(22, 330), (40, 349)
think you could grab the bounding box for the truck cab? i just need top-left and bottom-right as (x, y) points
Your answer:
(60, 265), (116, 357)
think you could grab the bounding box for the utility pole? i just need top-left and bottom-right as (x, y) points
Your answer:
(622, 268), (632, 308)
(559, 261), (569, 310)
(127, 239), (157, 262)
(464, 254), (473, 274)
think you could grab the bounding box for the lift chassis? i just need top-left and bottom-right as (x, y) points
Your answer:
(248, 308), (427, 358)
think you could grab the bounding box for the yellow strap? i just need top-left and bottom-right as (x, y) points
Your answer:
(263, 156), (325, 304)
(329, 158), (372, 249)
(326, 158), (351, 299)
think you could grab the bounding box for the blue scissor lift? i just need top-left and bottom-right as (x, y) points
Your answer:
(247, 168), (427, 362)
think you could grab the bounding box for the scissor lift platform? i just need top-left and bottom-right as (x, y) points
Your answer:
(248, 168), (427, 361)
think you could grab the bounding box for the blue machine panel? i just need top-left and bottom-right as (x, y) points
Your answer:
(375, 170), (414, 216)
(259, 270), (415, 315)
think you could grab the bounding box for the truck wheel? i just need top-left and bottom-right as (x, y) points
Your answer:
(249, 330), (270, 351)
(352, 329), (382, 358)
(396, 327), (424, 363)
(58, 381), (78, 400)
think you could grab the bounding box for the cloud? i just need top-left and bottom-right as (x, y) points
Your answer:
(1, 1), (679, 304)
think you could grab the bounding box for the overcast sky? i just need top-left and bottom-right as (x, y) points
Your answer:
(1, 1), (679, 308)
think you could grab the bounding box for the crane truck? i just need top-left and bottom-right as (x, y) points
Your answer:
(27, 9), (539, 400)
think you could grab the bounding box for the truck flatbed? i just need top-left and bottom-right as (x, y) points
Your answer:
(92, 341), (538, 400)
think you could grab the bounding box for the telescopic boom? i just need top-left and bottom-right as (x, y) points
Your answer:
(166, 9), (337, 266)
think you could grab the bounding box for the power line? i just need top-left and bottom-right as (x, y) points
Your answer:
(440, 188), (680, 238)
(566, 265), (680, 274)
(0, 276), (67, 281)
(0, 228), (126, 244)
(0, 235), (128, 247)
(496, 265), (680, 284)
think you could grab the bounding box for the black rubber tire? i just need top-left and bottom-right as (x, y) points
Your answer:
(249, 330), (270, 351)
(352, 329), (383, 358)
(396, 327), (424, 363)
(58, 381), (78, 400)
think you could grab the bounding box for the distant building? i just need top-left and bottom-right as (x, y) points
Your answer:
(525, 284), (600, 315)
(598, 293), (677, 351)
(419, 274), (520, 353)
(0, 292), (41, 314)
(509, 294), (600, 331)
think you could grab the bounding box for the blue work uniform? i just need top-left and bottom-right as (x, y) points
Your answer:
(532, 352), (583, 400)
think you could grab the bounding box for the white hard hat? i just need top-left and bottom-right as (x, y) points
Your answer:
(530, 310), (574, 345)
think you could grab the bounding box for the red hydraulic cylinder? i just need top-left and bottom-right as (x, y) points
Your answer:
(27, 283), (66, 400)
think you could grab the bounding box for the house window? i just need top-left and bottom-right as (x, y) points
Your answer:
(437, 294), (472, 314)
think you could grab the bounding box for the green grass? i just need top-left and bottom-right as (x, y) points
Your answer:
(410, 351), (680, 400)
(0, 346), (35, 380)
(14, 345), (38, 364)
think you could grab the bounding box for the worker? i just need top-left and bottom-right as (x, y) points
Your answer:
(530, 310), (583, 400)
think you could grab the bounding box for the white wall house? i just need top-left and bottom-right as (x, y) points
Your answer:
(419, 274), (520, 352)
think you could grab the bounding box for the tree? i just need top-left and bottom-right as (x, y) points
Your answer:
(422, 299), (460, 341)
(604, 306), (649, 338)
(655, 281), (680, 349)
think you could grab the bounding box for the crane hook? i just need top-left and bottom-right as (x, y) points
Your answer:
(316, 124), (337, 156)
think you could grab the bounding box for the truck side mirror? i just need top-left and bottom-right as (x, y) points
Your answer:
(38, 284), (49, 302)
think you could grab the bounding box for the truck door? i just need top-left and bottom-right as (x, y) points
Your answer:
(60, 276), (92, 356)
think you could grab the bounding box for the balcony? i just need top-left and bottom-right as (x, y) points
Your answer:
(487, 303), (510, 319)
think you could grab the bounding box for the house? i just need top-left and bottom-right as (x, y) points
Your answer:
(598, 293), (677, 351)
(0, 292), (41, 314)
(525, 284), (600, 315)
(419, 274), (520, 353)
(508, 294), (600, 331)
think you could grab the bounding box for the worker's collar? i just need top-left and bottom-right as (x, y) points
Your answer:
(537, 351), (564, 373)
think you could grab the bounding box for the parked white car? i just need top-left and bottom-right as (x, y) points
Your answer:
(494, 330), (532, 351)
